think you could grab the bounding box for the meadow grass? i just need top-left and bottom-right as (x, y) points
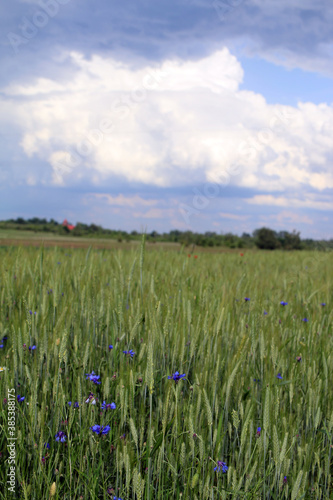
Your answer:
(0, 242), (332, 499)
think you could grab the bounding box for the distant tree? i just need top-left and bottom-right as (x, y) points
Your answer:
(254, 227), (280, 250)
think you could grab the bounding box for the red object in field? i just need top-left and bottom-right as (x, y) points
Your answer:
(240, 253), (244, 256)
(188, 254), (191, 257)
(62, 219), (75, 231)
(194, 255), (198, 259)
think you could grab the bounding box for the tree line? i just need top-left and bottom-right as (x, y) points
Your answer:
(1, 217), (332, 250)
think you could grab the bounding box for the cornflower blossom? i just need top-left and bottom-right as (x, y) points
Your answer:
(168, 371), (186, 383)
(85, 393), (97, 404)
(256, 427), (261, 437)
(276, 373), (283, 379)
(44, 443), (50, 449)
(244, 297), (250, 302)
(86, 371), (101, 384)
(29, 345), (36, 351)
(280, 301), (288, 306)
(109, 345), (113, 350)
(55, 431), (66, 442)
(321, 303), (326, 306)
(214, 461), (228, 473)
(123, 350), (135, 358)
(101, 401), (116, 410)
(90, 425), (111, 435)
(17, 395), (25, 403)
(302, 318), (309, 322)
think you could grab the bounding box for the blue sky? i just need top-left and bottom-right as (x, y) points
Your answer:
(1, 0), (333, 238)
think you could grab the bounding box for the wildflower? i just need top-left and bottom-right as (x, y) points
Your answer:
(280, 301), (288, 306)
(68, 401), (72, 407)
(29, 345), (36, 351)
(168, 371), (186, 383)
(240, 253), (244, 256)
(244, 297), (250, 302)
(109, 345), (113, 350)
(55, 431), (66, 442)
(123, 350), (135, 358)
(0, 344), (3, 348)
(2, 336), (8, 341)
(321, 303), (326, 306)
(85, 371), (101, 384)
(85, 393), (96, 404)
(17, 395), (25, 402)
(0, 367), (7, 372)
(44, 442), (50, 449)
(263, 310), (268, 315)
(302, 318), (309, 322)
(29, 310), (32, 315)
(283, 476), (287, 485)
(276, 373), (283, 379)
(101, 401), (116, 410)
(90, 425), (111, 435)
(188, 254), (191, 258)
(296, 356), (302, 362)
(74, 401), (79, 408)
(256, 427), (261, 437)
(194, 255), (198, 259)
(42, 456), (47, 464)
(214, 460), (228, 473)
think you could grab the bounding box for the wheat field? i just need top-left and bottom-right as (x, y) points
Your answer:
(0, 240), (332, 499)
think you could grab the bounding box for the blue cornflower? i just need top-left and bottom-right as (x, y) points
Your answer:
(109, 345), (113, 350)
(168, 371), (186, 383)
(0, 344), (3, 348)
(85, 371), (101, 384)
(17, 395), (25, 402)
(90, 425), (111, 435)
(214, 460), (228, 473)
(276, 373), (283, 379)
(29, 310), (32, 315)
(44, 442), (50, 449)
(244, 297), (250, 302)
(280, 301), (288, 306)
(74, 401), (79, 408)
(68, 401), (72, 407)
(123, 350), (135, 358)
(101, 401), (116, 410)
(29, 345), (36, 351)
(256, 427), (261, 436)
(263, 310), (268, 315)
(2, 336), (8, 341)
(302, 318), (309, 322)
(321, 303), (326, 306)
(55, 431), (66, 442)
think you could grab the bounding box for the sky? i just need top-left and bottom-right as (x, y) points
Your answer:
(1, 0), (333, 238)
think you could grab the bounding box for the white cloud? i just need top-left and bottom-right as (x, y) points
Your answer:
(247, 194), (333, 211)
(2, 48), (333, 202)
(219, 212), (250, 221)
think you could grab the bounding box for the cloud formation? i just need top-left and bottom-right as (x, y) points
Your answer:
(2, 48), (332, 201)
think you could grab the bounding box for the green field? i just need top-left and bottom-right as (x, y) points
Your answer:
(0, 242), (332, 499)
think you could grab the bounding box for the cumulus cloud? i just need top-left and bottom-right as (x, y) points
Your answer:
(1, 47), (332, 207)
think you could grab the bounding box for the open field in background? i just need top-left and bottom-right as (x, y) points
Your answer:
(0, 229), (241, 253)
(0, 241), (332, 499)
